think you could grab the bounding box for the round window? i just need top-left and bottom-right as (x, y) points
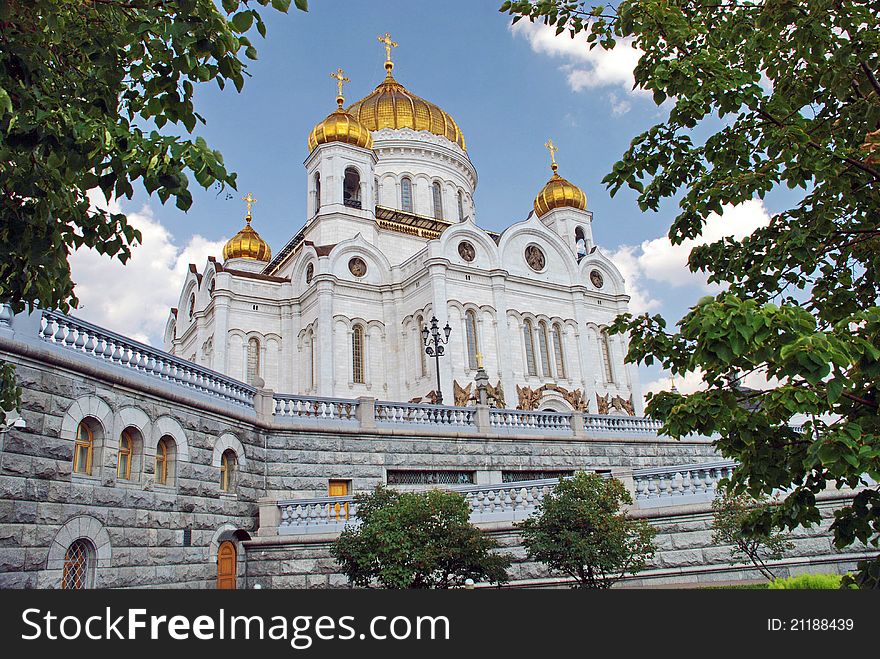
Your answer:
(458, 241), (475, 262)
(524, 244), (546, 272)
(348, 257), (367, 277)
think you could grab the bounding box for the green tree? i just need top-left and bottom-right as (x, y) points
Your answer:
(331, 486), (511, 589)
(518, 472), (656, 588)
(0, 0), (308, 422)
(501, 0), (880, 580)
(712, 489), (794, 580)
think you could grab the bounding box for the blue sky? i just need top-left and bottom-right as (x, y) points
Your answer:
(70, 0), (778, 398)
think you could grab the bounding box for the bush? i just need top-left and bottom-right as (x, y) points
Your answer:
(767, 574), (842, 589)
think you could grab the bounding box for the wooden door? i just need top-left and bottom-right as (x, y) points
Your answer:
(217, 540), (237, 590)
(328, 480), (349, 520)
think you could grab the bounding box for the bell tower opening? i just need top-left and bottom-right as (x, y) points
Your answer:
(344, 167), (362, 209)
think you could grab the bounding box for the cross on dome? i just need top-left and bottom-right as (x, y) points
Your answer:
(378, 32), (398, 73)
(242, 192), (257, 221)
(330, 68), (350, 106)
(544, 138), (559, 173)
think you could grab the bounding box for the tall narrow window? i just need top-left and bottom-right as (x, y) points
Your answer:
(416, 315), (426, 377)
(352, 324), (365, 384)
(73, 421), (93, 475)
(155, 436), (176, 486)
(465, 310), (479, 369)
(401, 177), (413, 212)
(575, 226), (587, 256)
(220, 450), (237, 493)
(457, 190), (465, 221)
(344, 167), (361, 208)
(117, 431), (133, 480)
(432, 181), (443, 219)
(62, 539), (93, 590)
(309, 333), (316, 390)
(538, 321), (552, 377)
(314, 173), (321, 213)
(552, 323), (566, 379)
(246, 337), (260, 385)
(601, 331), (614, 383)
(523, 320), (537, 377)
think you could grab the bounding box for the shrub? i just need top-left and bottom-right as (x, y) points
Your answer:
(767, 574), (842, 589)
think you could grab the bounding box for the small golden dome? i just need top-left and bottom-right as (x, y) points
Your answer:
(346, 69), (466, 151)
(308, 105), (374, 152)
(533, 166), (587, 217)
(223, 198), (271, 262)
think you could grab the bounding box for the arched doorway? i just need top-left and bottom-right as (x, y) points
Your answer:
(217, 540), (237, 590)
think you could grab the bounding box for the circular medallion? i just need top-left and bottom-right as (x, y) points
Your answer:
(590, 269), (604, 289)
(525, 244), (546, 272)
(458, 241), (475, 262)
(305, 262), (314, 284)
(348, 257), (367, 277)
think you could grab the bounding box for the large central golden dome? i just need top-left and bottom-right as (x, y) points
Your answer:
(346, 68), (466, 151)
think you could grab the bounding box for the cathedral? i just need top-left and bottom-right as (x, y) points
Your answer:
(164, 36), (641, 416)
(1, 34), (866, 591)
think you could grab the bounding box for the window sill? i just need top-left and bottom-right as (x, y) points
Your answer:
(219, 492), (239, 501)
(71, 473), (101, 485)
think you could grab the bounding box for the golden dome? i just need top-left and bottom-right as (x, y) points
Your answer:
(533, 165), (587, 217)
(224, 196), (271, 262)
(308, 104), (374, 152)
(345, 67), (466, 151)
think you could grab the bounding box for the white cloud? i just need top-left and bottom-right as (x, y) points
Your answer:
(70, 197), (226, 346)
(617, 199), (772, 292)
(606, 245), (661, 314)
(642, 369), (707, 398)
(511, 19), (645, 112)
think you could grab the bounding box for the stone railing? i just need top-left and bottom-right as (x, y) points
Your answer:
(489, 409), (573, 433)
(271, 470), (672, 536)
(37, 310), (255, 407)
(375, 401), (476, 427)
(277, 495), (357, 535)
(583, 414), (663, 434)
(273, 394), (359, 422)
(632, 460), (737, 508)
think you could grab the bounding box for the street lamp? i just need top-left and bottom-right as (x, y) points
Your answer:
(422, 315), (451, 404)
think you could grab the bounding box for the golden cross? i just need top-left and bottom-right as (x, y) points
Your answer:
(242, 192), (257, 220)
(544, 138), (559, 171)
(330, 68), (349, 101)
(378, 32), (398, 64)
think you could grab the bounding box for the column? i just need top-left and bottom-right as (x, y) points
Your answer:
(316, 280), (335, 396)
(428, 262), (452, 404)
(490, 275), (515, 406)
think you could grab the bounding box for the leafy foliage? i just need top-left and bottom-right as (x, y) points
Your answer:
(501, 1), (880, 579)
(840, 556), (880, 589)
(712, 490), (794, 580)
(518, 472), (656, 588)
(331, 486), (511, 589)
(767, 573), (844, 590)
(0, 0), (306, 418)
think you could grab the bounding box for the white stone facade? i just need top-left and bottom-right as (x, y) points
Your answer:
(165, 122), (641, 414)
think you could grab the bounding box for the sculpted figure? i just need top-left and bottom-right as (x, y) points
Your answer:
(517, 384), (541, 411)
(453, 380), (473, 407)
(487, 380), (506, 408)
(424, 390), (441, 405)
(596, 393), (610, 415)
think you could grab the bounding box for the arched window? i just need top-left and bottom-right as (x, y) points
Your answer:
(62, 539), (94, 590)
(155, 436), (176, 486)
(538, 321), (552, 377)
(220, 449), (238, 493)
(314, 172), (321, 213)
(246, 337), (260, 385)
(552, 324), (566, 379)
(352, 324), (365, 384)
(401, 177), (413, 212)
(457, 190), (465, 221)
(416, 315), (427, 378)
(432, 181), (443, 219)
(117, 430), (133, 480)
(575, 226), (587, 257)
(523, 320), (537, 377)
(187, 292), (196, 320)
(601, 330), (614, 383)
(343, 167), (361, 208)
(73, 420), (93, 475)
(465, 309), (479, 370)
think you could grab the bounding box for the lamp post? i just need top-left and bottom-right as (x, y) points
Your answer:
(421, 315), (451, 405)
